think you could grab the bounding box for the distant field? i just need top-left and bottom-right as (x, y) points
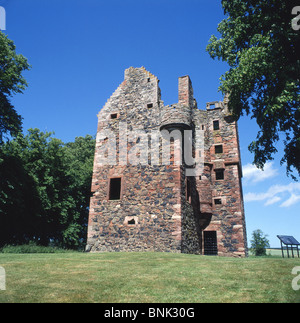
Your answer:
(0, 252), (299, 303)
(266, 248), (284, 257)
(266, 248), (300, 258)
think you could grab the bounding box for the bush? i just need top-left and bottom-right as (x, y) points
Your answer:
(0, 241), (75, 254)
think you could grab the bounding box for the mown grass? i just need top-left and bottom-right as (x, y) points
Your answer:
(0, 242), (76, 254)
(0, 252), (299, 303)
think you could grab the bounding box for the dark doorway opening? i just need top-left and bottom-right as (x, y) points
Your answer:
(204, 231), (218, 255)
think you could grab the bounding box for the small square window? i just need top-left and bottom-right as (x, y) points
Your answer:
(214, 198), (222, 205)
(147, 103), (153, 109)
(213, 120), (220, 130)
(215, 169), (224, 180)
(215, 145), (223, 154)
(111, 113), (118, 119)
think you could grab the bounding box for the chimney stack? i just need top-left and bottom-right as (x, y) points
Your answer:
(178, 75), (194, 108)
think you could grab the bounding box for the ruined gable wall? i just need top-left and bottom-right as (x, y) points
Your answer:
(87, 67), (184, 252)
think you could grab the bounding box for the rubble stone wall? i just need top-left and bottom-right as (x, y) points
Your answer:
(87, 67), (248, 257)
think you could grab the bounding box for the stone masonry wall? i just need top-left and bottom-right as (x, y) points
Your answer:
(88, 67), (184, 253)
(86, 67), (248, 257)
(193, 106), (248, 257)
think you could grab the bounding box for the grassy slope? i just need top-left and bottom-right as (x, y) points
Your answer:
(0, 252), (299, 303)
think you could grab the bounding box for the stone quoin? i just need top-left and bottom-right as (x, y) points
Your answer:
(86, 67), (248, 257)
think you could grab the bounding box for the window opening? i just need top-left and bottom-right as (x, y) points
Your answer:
(186, 178), (191, 203)
(109, 178), (121, 200)
(213, 120), (220, 130)
(111, 113), (118, 119)
(215, 145), (223, 154)
(215, 169), (224, 180)
(214, 198), (222, 205)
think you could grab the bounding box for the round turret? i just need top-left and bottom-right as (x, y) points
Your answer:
(160, 104), (192, 131)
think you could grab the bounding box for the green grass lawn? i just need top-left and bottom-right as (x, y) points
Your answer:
(0, 252), (299, 303)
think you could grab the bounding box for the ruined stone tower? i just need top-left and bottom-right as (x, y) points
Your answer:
(86, 67), (248, 257)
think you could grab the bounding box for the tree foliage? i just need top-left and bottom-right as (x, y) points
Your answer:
(250, 229), (270, 256)
(0, 31), (31, 142)
(0, 129), (95, 249)
(207, 0), (300, 179)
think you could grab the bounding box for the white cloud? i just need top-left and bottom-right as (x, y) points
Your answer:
(243, 162), (278, 183)
(265, 196), (281, 206)
(244, 183), (300, 208)
(244, 192), (269, 202)
(280, 194), (300, 208)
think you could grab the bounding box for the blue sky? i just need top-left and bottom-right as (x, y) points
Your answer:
(2, 0), (299, 248)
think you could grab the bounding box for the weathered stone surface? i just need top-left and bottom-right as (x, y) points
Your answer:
(86, 67), (248, 257)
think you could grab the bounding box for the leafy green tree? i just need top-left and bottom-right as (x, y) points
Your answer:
(207, 0), (300, 179)
(0, 147), (39, 245)
(0, 129), (95, 249)
(0, 129), (66, 245)
(0, 31), (31, 143)
(62, 135), (95, 248)
(250, 229), (270, 256)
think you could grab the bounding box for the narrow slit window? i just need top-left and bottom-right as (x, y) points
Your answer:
(111, 113), (118, 119)
(109, 178), (121, 200)
(213, 120), (220, 130)
(186, 178), (191, 203)
(215, 145), (223, 154)
(215, 169), (224, 180)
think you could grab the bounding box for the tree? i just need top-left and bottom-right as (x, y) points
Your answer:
(0, 129), (95, 249)
(250, 229), (270, 256)
(0, 145), (39, 245)
(62, 135), (95, 248)
(0, 31), (31, 143)
(0, 129), (67, 245)
(207, 0), (300, 180)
